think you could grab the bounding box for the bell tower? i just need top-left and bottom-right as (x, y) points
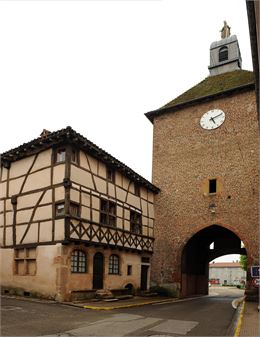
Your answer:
(208, 21), (242, 76)
(146, 23), (258, 299)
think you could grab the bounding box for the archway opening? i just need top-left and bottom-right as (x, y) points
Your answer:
(209, 253), (246, 289)
(181, 225), (246, 297)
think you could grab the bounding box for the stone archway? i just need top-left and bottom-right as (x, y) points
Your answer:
(181, 225), (246, 297)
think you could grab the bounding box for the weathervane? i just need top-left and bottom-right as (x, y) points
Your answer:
(220, 21), (231, 39)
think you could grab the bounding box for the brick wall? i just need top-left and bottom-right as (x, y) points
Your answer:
(151, 89), (259, 288)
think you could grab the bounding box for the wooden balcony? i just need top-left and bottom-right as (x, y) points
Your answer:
(69, 220), (154, 252)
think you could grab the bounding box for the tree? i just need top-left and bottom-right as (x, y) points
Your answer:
(240, 255), (247, 271)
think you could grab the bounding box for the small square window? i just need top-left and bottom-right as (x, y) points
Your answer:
(134, 183), (140, 197)
(209, 179), (217, 194)
(70, 203), (80, 217)
(71, 149), (79, 165)
(56, 203), (65, 216)
(107, 167), (115, 183)
(56, 149), (66, 163)
(127, 265), (132, 275)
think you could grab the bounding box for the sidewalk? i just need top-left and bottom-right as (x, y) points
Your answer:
(62, 295), (177, 310)
(236, 301), (260, 337)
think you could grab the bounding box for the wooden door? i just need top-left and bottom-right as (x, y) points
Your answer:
(93, 252), (104, 289)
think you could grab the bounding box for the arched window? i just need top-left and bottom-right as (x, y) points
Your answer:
(109, 255), (119, 274)
(219, 46), (228, 62)
(71, 250), (87, 273)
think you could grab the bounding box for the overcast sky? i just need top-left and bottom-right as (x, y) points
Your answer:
(0, 0), (252, 262)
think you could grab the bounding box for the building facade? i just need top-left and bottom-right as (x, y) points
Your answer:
(146, 26), (259, 298)
(209, 262), (246, 286)
(0, 127), (159, 301)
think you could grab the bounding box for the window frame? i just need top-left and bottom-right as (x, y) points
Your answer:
(109, 254), (120, 275)
(106, 167), (115, 183)
(71, 148), (79, 165)
(134, 183), (140, 197)
(100, 199), (117, 227)
(219, 46), (228, 62)
(209, 178), (217, 194)
(14, 248), (36, 276)
(55, 202), (65, 217)
(130, 210), (142, 234)
(127, 265), (132, 276)
(70, 250), (87, 273)
(70, 202), (80, 217)
(55, 148), (66, 163)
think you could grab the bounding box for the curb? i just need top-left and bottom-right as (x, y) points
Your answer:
(232, 296), (245, 309)
(81, 295), (209, 310)
(234, 301), (245, 337)
(82, 298), (176, 310)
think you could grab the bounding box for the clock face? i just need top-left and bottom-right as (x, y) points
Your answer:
(200, 109), (225, 130)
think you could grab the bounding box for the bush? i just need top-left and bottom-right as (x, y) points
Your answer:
(150, 286), (177, 297)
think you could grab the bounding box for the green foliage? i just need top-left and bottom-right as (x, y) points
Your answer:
(150, 286), (177, 298)
(240, 255), (247, 271)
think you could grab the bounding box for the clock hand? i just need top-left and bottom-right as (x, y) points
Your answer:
(210, 117), (216, 124)
(212, 113), (223, 120)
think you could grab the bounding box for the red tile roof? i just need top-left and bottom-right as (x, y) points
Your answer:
(209, 262), (241, 268)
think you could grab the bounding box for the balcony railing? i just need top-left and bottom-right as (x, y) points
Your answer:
(69, 220), (154, 252)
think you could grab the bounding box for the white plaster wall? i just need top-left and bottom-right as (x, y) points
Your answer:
(0, 244), (60, 298)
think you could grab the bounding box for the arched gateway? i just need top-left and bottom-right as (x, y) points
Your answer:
(146, 25), (259, 301)
(181, 225), (246, 297)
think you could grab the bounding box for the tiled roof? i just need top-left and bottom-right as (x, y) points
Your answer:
(1, 126), (160, 193)
(209, 262), (241, 268)
(146, 70), (255, 122)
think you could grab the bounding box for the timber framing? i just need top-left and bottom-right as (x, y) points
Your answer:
(0, 128), (157, 255)
(1, 126), (159, 194)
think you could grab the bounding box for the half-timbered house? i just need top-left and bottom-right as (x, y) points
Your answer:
(0, 126), (159, 301)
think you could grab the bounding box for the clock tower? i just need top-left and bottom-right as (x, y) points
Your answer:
(146, 23), (259, 300)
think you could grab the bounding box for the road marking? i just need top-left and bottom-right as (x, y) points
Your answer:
(152, 296), (207, 306)
(65, 313), (161, 336)
(234, 301), (245, 337)
(148, 319), (198, 335)
(63, 313), (198, 336)
(1, 306), (23, 311)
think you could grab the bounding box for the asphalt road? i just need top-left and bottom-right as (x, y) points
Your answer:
(1, 287), (244, 336)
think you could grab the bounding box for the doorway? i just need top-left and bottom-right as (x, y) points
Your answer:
(93, 252), (104, 289)
(141, 265), (149, 290)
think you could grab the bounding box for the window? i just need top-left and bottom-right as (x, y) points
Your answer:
(127, 265), (132, 275)
(55, 203), (65, 216)
(55, 148), (66, 163)
(71, 250), (87, 273)
(71, 149), (79, 165)
(70, 203), (80, 217)
(134, 183), (140, 197)
(107, 167), (115, 183)
(130, 211), (142, 234)
(209, 179), (217, 194)
(100, 199), (116, 227)
(219, 46), (228, 62)
(14, 248), (36, 276)
(109, 255), (119, 274)
(55, 203), (80, 217)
